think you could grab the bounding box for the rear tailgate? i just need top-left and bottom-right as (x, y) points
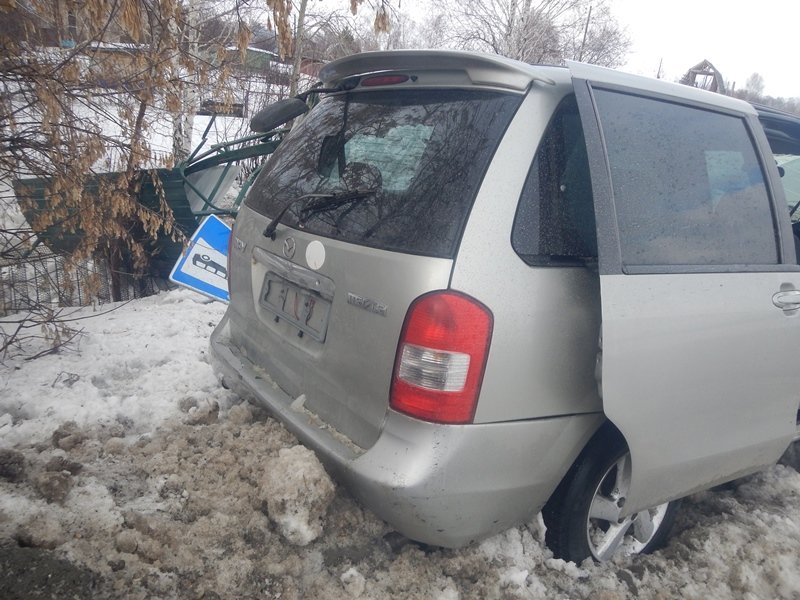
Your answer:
(229, 208), (453, 448)
(227, 84), (523, 448)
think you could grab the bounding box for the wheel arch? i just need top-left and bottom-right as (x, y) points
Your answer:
(544, 418), (626, 508)
(541, 418), (679, 562)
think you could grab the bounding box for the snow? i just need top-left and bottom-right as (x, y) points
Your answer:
(225, 45), (281, 60)
(260, 445), (336, 546)
(1, 288), (800, 598)
(0, 289), (225, 448)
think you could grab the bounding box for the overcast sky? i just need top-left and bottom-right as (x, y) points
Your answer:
(318, 0), (798, 98)
(612, 0), (799, 98)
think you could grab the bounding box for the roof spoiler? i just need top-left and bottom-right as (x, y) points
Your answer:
(319, 50), (556, 92)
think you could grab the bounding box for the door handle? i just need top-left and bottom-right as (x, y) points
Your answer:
(772, 290), (800, 311)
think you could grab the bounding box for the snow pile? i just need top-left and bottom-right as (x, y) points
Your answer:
(261, 445), (336, 546)
(1, 288), (800, 599)
(0, 289), (227, 448)
(340, 567), (367, 597)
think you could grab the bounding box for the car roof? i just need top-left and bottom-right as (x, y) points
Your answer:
(567, 60), (755, 115)
(319, 50), (757, 119)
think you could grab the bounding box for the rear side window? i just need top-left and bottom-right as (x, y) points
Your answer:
(512, 95), (597, 266)
(593, 90), (779, 267)
(247, 89), (522, 258)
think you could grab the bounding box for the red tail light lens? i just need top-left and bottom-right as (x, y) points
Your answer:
(390, 291), (493, 424)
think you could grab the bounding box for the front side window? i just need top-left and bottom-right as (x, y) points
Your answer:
(593, 90), (779, 267)
(246, 89), (522, 258)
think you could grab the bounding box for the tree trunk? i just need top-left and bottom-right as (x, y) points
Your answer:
(289, 0), (309, 98)
(171, 0), (200, 163)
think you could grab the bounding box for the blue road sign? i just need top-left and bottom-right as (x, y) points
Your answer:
(169, 215), (231, 302)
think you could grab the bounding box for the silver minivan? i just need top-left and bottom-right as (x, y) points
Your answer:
(210, 50), (800, 562)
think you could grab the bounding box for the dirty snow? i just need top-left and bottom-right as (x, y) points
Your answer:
(1, 288), (800, 598)
(261, 445), (336, 546)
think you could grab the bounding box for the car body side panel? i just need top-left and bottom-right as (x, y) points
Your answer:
(452, 83), (604, 423)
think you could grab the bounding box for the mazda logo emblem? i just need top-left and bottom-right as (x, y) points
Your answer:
(282, 237), (296, 259)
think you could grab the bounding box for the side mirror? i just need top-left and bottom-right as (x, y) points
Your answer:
(250, 98), (309, 133)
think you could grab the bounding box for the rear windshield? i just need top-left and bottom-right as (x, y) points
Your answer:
(246, 89), (521, 257)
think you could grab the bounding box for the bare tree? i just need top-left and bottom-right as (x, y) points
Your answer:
(0, 0), (256, 357)
(303, 6), (423, 62)
(304, 15), (365, 61)
(559, 3), (629, 66)
(745, 72), (766, 98)
(265, 0), (398, 61)
(442, 0), (566, 63)
(430, 0), (629, 67)
(728, 72), (800, 116)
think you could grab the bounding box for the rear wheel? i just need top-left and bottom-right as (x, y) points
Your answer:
(543, 431), (679, 562)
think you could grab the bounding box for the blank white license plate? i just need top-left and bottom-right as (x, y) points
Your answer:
(259, 273), (331, 342)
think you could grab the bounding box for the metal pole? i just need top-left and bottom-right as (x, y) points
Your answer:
(578, 5), (592, 62)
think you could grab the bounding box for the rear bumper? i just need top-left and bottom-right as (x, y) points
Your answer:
(210, 313), (603, 547)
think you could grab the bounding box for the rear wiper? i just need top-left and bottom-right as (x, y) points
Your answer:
(263, 189), (378, 240)
(298, 188), (378, 223)
(263, 193), (333, 240)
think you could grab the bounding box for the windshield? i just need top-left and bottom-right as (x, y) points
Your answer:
(246, 89), (522, 257)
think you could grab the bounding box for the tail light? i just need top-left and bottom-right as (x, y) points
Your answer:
(390, 291), (493, 424)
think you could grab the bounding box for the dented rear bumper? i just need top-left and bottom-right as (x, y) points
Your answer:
(210, 313), (602, 547)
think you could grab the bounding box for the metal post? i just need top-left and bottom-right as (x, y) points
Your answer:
(578, 5), (592, 63)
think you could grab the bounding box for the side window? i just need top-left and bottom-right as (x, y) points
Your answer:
(512, 95), (597, 266)
(776, 155), (800, 223)
(777, 155), (800, 262)
(593, 90), (779, 267)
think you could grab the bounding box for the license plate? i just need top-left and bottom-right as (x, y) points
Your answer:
(259, 273), (331, 342)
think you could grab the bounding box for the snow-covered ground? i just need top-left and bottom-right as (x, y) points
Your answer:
(1, 288), (800, 599)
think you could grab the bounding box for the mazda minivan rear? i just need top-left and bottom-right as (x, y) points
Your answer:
(211, 51), (605, 548)
(211, 50), (800, 561)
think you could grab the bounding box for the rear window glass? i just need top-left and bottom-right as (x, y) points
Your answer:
(246, 89), (521, 257)
(593, 90), (778, 267)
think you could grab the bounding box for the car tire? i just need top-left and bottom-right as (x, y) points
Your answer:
(542, 428), (680, 563)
